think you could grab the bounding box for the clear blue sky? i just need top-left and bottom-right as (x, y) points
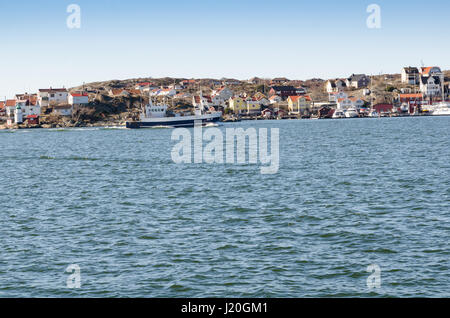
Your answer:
(0, 0), (449, 98)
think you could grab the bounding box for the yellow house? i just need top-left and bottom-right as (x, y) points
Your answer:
(229, 96), (247, 114)
(288, 95), (312, 115)
(245, 97), (262, 114)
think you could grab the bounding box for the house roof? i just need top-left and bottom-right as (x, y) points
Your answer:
(6, 100), (16, 107)
(271, 86), (297, 91)
(0, 101), (5, 109)
(272, 77), (289, 82)
(421, 66), (441, 75)
(403, 67), (419, 74)
(399, 93), (423, 99)
(126, 89), (141, 95)
(70, 93), (88, 97)
(136, 82), (152, 87)
(39, 88), (67, 93)
(420, 76), (441, 85)
(289, 95), (311, 102)
(269, 95), (281, 100)
(348, 74), (368, 81)
(111, 89), (128, 95)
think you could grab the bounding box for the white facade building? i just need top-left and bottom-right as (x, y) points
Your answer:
(420, 76), (441, 97)
(69, 93), (89, 105)
(38, 88), (68, 107)
(329, 91), (348, 103)
(401, 67), (420, 85)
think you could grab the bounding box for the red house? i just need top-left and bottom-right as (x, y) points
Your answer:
(373, 103), (393, 113)
(25, 115), (39, 125)
(399, 93), (424, 114)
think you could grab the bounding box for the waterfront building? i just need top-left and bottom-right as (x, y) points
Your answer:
(228, 96), (246, 114)
(246, 97), (262, 115)
(329, 91), (348, 103)
(337, 98), (353, 110)
(287, 95), (312, 115)
(399, 93), (424, 114)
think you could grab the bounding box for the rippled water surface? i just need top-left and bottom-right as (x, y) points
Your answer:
(0, 117), (449, 297)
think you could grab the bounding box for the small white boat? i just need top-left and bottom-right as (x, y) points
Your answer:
(368, 110), (380, 118)
(345, 108), (359, 118)
(432, 102), (450, 116)
(332, 110), (345, 119)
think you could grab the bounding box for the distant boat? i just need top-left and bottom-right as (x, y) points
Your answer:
(432, 102), (450, 116)
(368, 110), (380, 118)
(345, 108), (359, 118)
(332, 109), (346, 119)
(126, 98), (222, 129)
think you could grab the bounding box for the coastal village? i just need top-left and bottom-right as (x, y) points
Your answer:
(0, 66), (449, 129)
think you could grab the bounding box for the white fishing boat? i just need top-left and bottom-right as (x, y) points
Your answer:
(126, 98), (222, 129)
(345, 108), (359, 118)
(332, 109), (345, 119)
(432, 102), (450, 116)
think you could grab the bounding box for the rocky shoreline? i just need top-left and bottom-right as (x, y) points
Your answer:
(0, 120), (125, 130)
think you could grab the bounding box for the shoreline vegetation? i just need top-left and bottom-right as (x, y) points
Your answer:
(1, 70), (449, 130)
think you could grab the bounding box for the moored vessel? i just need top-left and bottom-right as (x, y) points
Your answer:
(126, 98), (222, 129)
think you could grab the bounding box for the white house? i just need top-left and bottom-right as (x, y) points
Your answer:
(420, 76), (441, 97)
(349, 97), (366, 109)
(421, 66), (444, 82)
(401, 67), (420, 85)
(326, 79), (347, 93)
(18, 100), (40, 117)
(68, 93), (89, 105)
(337, 98), (354, 110)
(159, 88), (177, 97)
(346, 74), (370, 89)
(37, 88), (68, 107)
(135, 82), (156, 92)
(329, 91), (348, 102)
(269, 95), (282, 104)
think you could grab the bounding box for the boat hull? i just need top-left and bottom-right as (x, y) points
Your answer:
(126, 114), (221, 129)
